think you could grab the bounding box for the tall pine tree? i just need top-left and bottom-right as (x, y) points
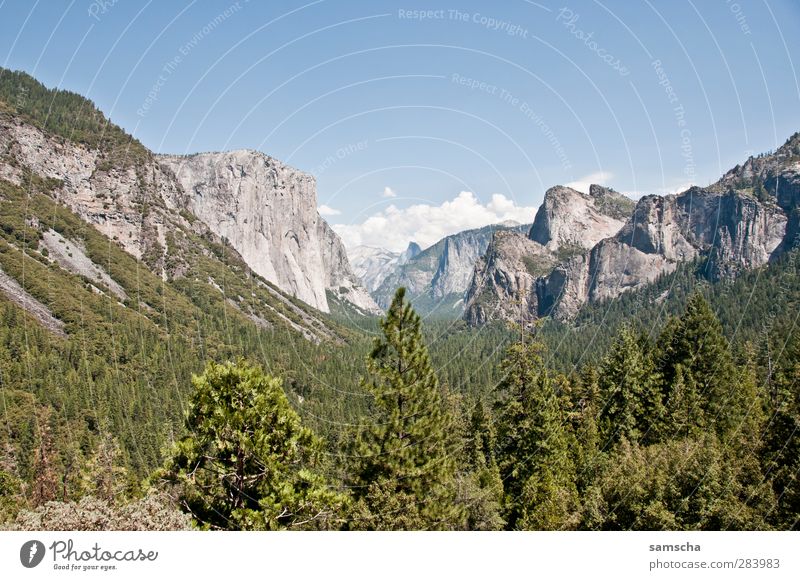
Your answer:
(597, 325), (663, 445)
(494, 339), (578, 530)
(349, 288), (464, 530)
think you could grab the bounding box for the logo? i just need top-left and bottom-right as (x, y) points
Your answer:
(20, 540), (46, 568)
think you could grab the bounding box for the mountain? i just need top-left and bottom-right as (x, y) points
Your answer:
(371, 222), (530, 315)
(529, 184), (634, 254)
(348, 241), (420, 293)
(0, 69), (358, 342)
(465, 183), (635, 324)
(465, 136), (799, 326)
(159, 151), (379, 315)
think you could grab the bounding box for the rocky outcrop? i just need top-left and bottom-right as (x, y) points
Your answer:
(463, 133), (800, 328)
(371, 222), (530, 313)
(159, 151), (379, 314)
(529, 184), (634, 254)
(0, 114), (181, 270)
(465, 159), (794, 325)
(463, 230), (556, 326)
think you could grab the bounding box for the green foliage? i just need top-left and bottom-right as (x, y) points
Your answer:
(581, 435), (774, 530)
(597, 325), (664, 445)
(0, 68), (148, 166)
(349, 288), (464, 530)
(494, 339), (579, 530)
(161, 360), (345, 530)
(656, 293), (744, 438)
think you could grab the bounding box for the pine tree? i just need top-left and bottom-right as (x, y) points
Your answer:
(83, 430), (129, 503)
(657, 293), (742, 438)
(349, 287), (464, 530)
(568, 366), (602, 493)
(458, 398), (504, 530)
(160, 359), (345, 530)
(494, 339), (578, 530)
(597, 325), (663, 445)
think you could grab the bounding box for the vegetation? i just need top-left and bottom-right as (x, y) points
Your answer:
(159, 360), (345, 530)
(0, 65), (798, 530)
(348, 288), (464, 530)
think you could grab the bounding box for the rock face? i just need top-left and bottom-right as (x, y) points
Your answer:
(159, 151), (379, 314)
(371, 222), (530, 313)
(464, 136), (800, 326)
(0, 109), (378, 316)
(464, 184), (634, 324)
(0, 114), (182, 270)
(348, 242), (420, 293)
(463, 230), (556, 326)
(529, 184), (634, 253)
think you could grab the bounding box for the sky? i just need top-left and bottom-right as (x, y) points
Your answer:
(1, 0), (799, 252)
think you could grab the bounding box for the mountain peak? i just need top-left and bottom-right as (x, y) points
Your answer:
(529, 184), (633, 251)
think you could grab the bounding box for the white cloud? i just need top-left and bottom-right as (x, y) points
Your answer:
(565, 171), (614, 194)
(318, 204), (341, 216)
(382, 186), (396, 198)
(331, 191), (537, 252)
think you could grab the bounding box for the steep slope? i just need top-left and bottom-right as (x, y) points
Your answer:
(158, 151), (379, 315)
(0, 68), (351, 342)
(529, 184), (634, 255)
(372, 222), (530, 314)
(464, 137), (798, 326)
(463, 229), (556, 326)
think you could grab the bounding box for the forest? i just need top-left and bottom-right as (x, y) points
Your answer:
(0, 67), (798, 531)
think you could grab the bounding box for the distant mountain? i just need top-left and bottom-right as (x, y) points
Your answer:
(465, 184), (635, 325)
(348, 241), (420, 294)
(370, 222), (531, 316)
(464, 135), (800, 326)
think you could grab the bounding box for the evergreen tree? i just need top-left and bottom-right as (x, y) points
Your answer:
(458, 399), (504, 530)
(568, 366), (602, 493)
(160, 360), (345, 530)
(597, 325), (663, 445)
(83, 430), (129, 503)
(349, 288), (464, 530)
(762, 334), (800, 528)
(494, 339), (578, 530)
(656, 293), (743, 438)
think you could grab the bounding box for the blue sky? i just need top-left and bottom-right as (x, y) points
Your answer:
(2, 0), (799, 250)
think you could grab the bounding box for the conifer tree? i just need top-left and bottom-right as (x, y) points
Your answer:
(349, 288), (463, 530)
(494, 339), (578, 530)
(657, 293), (743, 438)
(458, 399), (504, 530)
(597, 325), (663, 445)
(161, 359), (345, 530)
